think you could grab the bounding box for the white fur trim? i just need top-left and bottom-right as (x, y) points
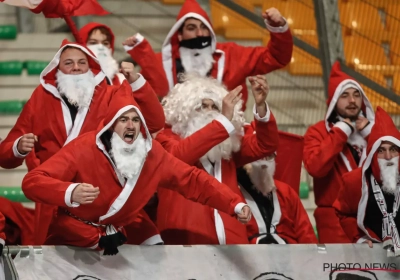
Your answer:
(215, 49), (225, 83)
(65, 183), (80, 207)
(123, 33), (145, 52)
(339, 152), (353, 172)
(270, 191), (285, 244)
(253, 102), (270, 122)
(130, 73), (146, 91)
(357, 136), (400, 242)
(0, 238), (4, 246)
(333, 121), (353, 137)
(116, 73), (126, 84)
(215, 114), (235, 136)
(360, 121), (374, 138)
(264, 18), (289, 33)
(3, 0), (41, 9)
(241, 186), (267, 238)
(88, 241), (99, 250)
(141, 234), (164, 245)
(64, 106), (90, 146)
(96, 105), (152, 221)
(234, 202), (247, 215)
(12, 136), (27, 158)
(325, 79), (374, 132)
(214, 209), (226, 245)
(356, 235), (371, 244)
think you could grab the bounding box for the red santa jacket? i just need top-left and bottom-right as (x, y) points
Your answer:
(334, 107), (400, 243)
(79, 22), (169, 96)
(303, 62), (375, 243)
(156, 108), (278, 245)
(0, 197), (34, 245)
(242, 180), (317, 244)
(0, 40), (165, 245)
(22, 82), (246, 249)
(155, 0), (293, 105)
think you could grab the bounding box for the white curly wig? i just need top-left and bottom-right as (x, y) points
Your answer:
(162, 73), (245, 137)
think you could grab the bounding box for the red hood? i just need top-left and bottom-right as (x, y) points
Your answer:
(40, 39), (106, 93)
(95, 80), (152, 149)
(324, 61), (374, 131)
(79, 22), (115, 53)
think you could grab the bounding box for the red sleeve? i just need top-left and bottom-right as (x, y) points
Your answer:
(222, 29), (293, 78)
(303, 123), (349, 178)
(233, 113), (279, 167)
(0, 212), (5, 243)
(22, 140), (79, 207)
(155, 120), (230, 165)
(0, 92), (35, 169)
(132, 80), (165, 134)
(155, 142), (245, 216)
(25, 147), (41, 171)
(287, 187), (318, 244)
(333, 169), (365, 243)
(127, 39), (169, 98)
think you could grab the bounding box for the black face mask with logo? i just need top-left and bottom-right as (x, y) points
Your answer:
(179, 36), (212, 49)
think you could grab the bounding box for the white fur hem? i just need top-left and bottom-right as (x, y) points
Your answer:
(234, 202), (247, 215)
(253, 102), (270, 122)
(215, 114), (235, 136)
(360, 121), (373, 138)
(356, 235), (371, 244)
(12, 136), (28, 158)
(123, 33), (145, 52)
(264, 18), (289, 33)
(333, 121), (352, 137)
(0, 238), (4, 246)
(141, 234), (164, 245)
(130, 73), (146, 91)
(65, 183), (80, 207)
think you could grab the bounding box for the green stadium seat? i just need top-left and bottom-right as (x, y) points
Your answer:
(0, 100), (26, 114)
(313, 225), (318, 240)
(25, 60), (49, 75)
(299, 182), (310, 199)
(0, 25), (17, 39)
(0, 61), (24, 75)
(0, 186), (30, 202)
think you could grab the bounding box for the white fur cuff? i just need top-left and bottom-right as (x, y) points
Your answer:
(12, 136), (28, 158)
(360, 121), (373, 138)
(215, 114), (235, 136)
(334, 121), (353, 137)
(253, 102), (270, 122)
(234, 202), (248, 215)
(265, 18), (289, 33)
(65, 183), (80, 208)
(141, 234), (164, 245)
(123, 33), (145, 52)
(0, 238), (4, 246)
(130, 74), (146, 91)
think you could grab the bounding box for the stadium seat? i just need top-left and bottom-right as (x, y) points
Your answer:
(343, 36), (388, 67)
(299, 182), (309, 199)
(0, 100), (26, 114)
(390, 38), (400, 65)
(288, 47), (322, 76)
(0, 61), (24, 75)
(25, 60), (49, 75)
(0, 25), (17, 39)
(161, 0), (184, 4)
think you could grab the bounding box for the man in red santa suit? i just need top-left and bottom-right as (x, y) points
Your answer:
(152, 0), (293, 106)
(303, 61), (375, 243)
(237, 142), (317, 244)
(155, 74), (278, 245)
(0, 40), (165, 245)
(78, 23), (169, 96)
(334, 107), (400, 257)
(22, 82), (252, 255)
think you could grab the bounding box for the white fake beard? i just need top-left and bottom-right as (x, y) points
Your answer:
(183, 110), (241, 162)
(110, 132), (147, 179)
(179, 46), (214, 77)
(56, 70), (96, 109)
(87, 44), (119, 82)
(247, 159), (276, 196)
(378, 156), (399, 195)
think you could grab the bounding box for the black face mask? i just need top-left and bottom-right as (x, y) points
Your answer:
(179, 36), (212, 49)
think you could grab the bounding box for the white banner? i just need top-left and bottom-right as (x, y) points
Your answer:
(11, 244), (400, 279)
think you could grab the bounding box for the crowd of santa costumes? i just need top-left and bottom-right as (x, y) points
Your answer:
(0, 0), (399, 257)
